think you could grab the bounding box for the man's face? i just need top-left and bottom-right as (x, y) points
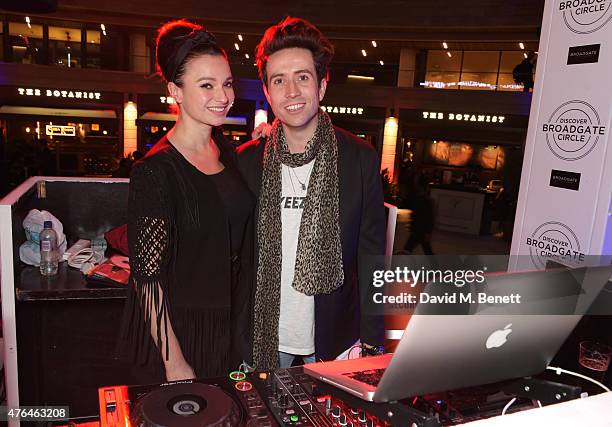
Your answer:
(263, 47), (327, 137)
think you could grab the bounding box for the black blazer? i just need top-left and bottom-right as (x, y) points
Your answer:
(237, 126), (385, 360)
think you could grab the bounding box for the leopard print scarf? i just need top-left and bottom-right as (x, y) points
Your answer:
(253, 110), (344, 370)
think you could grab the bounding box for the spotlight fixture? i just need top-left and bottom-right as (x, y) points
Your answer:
(245, 53), (250, 59)
(519, 42), (525, 50)
(238, 34), (243, 41)
(25, 16), (31, 29)
(447, 51), (452, 58)
(442, 42), (448, 49)
(379, 60), (384, 66)
(100, 23), (106, 36)
(523, 52), (528, 59)
(361, 49), (367, 57)
(234, 43), (240, 51)
(371, 40), (377, 47)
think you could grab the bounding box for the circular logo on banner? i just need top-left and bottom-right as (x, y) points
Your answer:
(541, 100), (605, 161)
(559, 0), (612, 34)
(525, 221), (585, 268)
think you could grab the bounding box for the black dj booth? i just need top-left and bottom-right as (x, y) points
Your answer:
(1, 177), (611, 427)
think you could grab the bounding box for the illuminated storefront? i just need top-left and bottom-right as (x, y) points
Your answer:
(399, 108), (529, 188)
(0, 85), (122, 176)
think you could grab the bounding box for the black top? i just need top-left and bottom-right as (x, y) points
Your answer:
(208, 168), (252, 258)
(120, 134), (254, 379)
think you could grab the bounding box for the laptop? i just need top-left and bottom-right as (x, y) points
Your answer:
(304, 264), (612, 402)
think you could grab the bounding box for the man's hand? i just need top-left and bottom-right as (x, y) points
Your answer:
(165, 359), (196, 381)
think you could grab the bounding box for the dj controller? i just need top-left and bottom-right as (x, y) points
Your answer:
(93, 367), (442, 427)
(55, 366), (582, 427)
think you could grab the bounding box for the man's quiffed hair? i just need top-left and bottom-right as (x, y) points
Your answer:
(256, 17), (334, 86)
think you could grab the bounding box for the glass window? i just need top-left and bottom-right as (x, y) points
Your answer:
(459, 72), (497, 90)
(462, 51), (500, 73)
(423, 71), (460, 89)
(86, 30), (101, 68)
(8, 22), (44, 64)
(49, 26), (82, 68)
(86, 30), (100, 44)
(9, 22), (43, 38)
(426, 50), (462, 72)
(500, 51), (526, 73)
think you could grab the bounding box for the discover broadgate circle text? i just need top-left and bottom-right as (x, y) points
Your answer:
(559, 0), (612, 34)
(526, 221), (585, 268)
(542, 100), (605, 161)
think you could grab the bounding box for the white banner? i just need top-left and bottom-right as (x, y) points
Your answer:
(510, 0), (612, 270)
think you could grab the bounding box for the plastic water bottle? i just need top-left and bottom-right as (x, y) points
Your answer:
(39, 220), (59, 276)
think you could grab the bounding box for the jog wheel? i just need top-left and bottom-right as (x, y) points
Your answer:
(131, 383), (241, 426)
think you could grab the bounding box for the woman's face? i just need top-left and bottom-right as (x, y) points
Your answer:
(171, 54), (234, 128)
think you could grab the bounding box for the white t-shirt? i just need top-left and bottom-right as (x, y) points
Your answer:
(278, 160), (316, 355)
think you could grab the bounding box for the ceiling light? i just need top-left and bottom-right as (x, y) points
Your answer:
(523, 52), (528, 59)
(379, 60), (384, 66)
(245, 53), (250, 59)
(442, 42), (448, 49)
(519, 42), (525, 50)
(238, 34), (243, 41)
(234, 43), (240, 51)
(371, 40), (377, 47)
(447, 52), (452, 58)
(25, 16), (31, 29)
(361, 49), (367, 57)
(100, 24), (105, 31)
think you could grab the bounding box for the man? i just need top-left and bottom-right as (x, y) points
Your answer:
(512, 51), (536, 92)
(237, 17), (385, 370)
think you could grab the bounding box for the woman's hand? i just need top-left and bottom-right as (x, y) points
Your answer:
(165, 359), (196, 381)
(251, 122), (272, 139)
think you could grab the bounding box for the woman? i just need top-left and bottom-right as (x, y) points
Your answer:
(120, 20), (254, 382)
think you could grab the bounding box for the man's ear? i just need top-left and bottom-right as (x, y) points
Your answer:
(263, 82), (271, 105)
(318, 78), (327, 102)
(167, 81), (182, 104)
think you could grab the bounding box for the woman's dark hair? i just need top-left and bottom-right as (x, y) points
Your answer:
(156, 19), (226, 85)
(255, 17), (334, 87)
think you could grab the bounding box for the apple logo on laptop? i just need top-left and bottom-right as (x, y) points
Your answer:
(486, 324), (513, 349)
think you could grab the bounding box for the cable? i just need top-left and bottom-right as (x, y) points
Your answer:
(501, 397), (517, 415)
(546, 366), (610, 392)
(67, 247), (104, 270)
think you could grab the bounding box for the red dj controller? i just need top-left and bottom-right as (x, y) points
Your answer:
(57, 366), (580, 426)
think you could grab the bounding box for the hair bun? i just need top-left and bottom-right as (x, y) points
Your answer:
(156, 20), (224, 84)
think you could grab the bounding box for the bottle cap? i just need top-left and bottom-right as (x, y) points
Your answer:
(43, 221), (53, 229)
